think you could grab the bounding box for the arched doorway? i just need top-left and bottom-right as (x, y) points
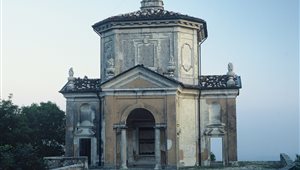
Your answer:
(126, 108), (155, 167)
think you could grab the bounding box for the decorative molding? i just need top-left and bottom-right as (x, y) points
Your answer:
(200, 89), (240, 98)
(119, 102), (161, 124)
(104, 38), (113, 61)
(155, 123), (167, 128)
(104, 38), (115, 79)
(167, 55), (176, 77)
(181, 43), (193, 72)
(204, 124), (226, 137)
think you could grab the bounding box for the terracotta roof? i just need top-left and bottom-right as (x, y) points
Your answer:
(92, 9), (208, 37)
(93, 9), (206, 26)
(60, 77), (101, 93)
(200, 75), (242, 89)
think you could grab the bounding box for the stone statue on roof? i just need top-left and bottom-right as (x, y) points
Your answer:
(228, 63), (233, 72)
(69, 67), (74, 78)
(227, 62), (236, 87)
(68, 67), (75, 82)
(227, 62), (235, 77)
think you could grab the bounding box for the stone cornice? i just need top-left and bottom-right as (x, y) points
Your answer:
(63, 93), (99, 100)
(93, 19), (205, 35)
(200, 89), (240, 98)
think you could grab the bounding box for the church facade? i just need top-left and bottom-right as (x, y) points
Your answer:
(60, 0), (242, 169)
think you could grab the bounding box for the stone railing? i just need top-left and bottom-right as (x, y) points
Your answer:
(44, 157), (88, 170)
(279, 153), (295, 170)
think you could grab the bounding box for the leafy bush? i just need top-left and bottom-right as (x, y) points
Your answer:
(210, 152), (216, 161)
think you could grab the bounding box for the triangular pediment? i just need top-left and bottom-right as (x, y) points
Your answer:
(119, 77), (160, 88)
(101, 65), (180, 89)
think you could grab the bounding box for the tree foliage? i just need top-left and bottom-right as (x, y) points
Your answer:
(0, 95), (65, 170)
(0, 95), (31, 146)
(22, 102), (65, 156)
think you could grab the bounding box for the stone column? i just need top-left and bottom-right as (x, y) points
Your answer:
(120, 126), (128, 169)
(154, 123), (166, 170)
(73, 137), (79, 157)
(91, 137), (97, 166)
(113, 125), (118, 169)
(154, 127), (161, 170)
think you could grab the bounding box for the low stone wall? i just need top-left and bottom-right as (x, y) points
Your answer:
(238, 161), (283, 169)
(180, 155), (288, 170)
(44, 157), (88, 170)
(180, 161), (283, 170)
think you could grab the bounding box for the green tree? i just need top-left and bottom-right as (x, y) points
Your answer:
(0, 144), (46, 170)
(0, 145), (15, 169)
(13, 144), (46, 170)
(0, 96), (65, 169)
(0, 95), (31, 146)
(22, 101), (65, 156)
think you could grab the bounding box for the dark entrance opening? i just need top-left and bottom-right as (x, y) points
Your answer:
(127, 108), (155, 166)
(79, 138), (91, 164)
(139, 127), (155, 155)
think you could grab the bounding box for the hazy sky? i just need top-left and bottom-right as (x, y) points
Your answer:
(1, 0), (299, 161)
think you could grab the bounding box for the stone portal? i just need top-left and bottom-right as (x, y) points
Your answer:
(127, 108), (156, 167)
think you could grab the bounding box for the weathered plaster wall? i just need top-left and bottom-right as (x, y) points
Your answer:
(165, 96), (177, 167)
(199, 98), (210, 165)
(177, 91), (199, 167)
(226, 98), (238, 162)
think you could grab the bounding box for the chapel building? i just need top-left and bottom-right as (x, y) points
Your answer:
(60, 0), (242, 169)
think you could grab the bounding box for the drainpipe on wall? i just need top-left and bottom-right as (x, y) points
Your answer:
(96, 88), (103, 167)
(198, 35), (206, 166)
